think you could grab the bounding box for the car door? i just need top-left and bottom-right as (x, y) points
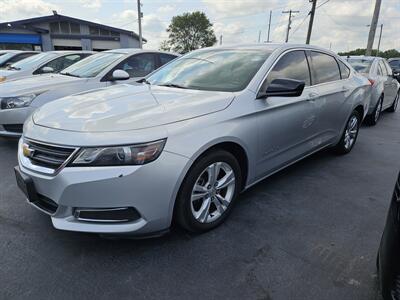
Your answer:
(255, 50), (320, 178)
(308, 51), (347, 143)
(106, 53), (158, 85)
(381, 60), (398, 108)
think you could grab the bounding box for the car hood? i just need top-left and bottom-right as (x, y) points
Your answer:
(33, 84), (235, 132)
(0, 74), (83, 95)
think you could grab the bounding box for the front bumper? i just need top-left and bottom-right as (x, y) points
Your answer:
(17, 140), (190, 235)
(0, 106), (34, 137)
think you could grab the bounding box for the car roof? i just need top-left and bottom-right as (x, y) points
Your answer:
(104, 48), (179, 56)
(345, 56), (380, 61)
(45, 50), (95, 54)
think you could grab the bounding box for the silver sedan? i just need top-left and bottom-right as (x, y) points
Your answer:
(15, 44), (371, 236)
(346, 56), (399, 125)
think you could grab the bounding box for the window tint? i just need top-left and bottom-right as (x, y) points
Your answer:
(338, 60), (350, 79)
(159, 53), (176, 66)
(265, 50), (310, 86)
(116, 53), (156, 77)
(36, 54), (82, 74)
(310, 51), (340, 84)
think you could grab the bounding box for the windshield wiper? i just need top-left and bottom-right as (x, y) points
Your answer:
(60, 72), (81, 78)
(136, 78), (151, 85)
(158, 83), (187, 89)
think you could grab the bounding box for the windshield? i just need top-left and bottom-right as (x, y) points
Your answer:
(389, 60), (400, 69)
(10, 52), (57, 71)
(346, 58), (373, 73)
(147, 49), (272, 92)
(0, 52), (16, 65)
(60, 52), (124, 78)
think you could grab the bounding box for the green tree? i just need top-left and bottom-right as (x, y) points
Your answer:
(161, 11), (217, 54)
(338, 48), (400, 59)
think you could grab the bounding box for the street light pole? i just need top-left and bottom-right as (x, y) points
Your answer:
(306, 0), (317, 44)
(366, 0), (382, 56)
(376, 23), (383, 56)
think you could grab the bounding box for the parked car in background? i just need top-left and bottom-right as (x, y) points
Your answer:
(0, 51), (93, 83)
(377, 171), (400, 300)
(0, 50), (39, 69)
(0, 49), (178, 137)
(345, 56), (399, 126)
(388, 58), (400, 83)
(15, 44), (370, 237)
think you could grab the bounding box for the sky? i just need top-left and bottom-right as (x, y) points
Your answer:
(0, 0), (399, 53)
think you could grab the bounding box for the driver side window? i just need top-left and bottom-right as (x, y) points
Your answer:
(114, 53), (157, 78)
(35, 54), (82, 74)
(265, 50), (311, 87)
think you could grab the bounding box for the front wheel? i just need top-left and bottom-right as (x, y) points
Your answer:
(175, 150), (242, 233)
(387, 90), (399, 113)
(334, 110), (361, 155)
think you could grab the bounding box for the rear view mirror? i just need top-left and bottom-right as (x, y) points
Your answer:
(257, 78), (305, 99)
(111, 69), (130, 81)
(41, 66), (54, 73)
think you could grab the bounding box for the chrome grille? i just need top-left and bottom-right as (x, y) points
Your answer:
(24, 140), (77, 171)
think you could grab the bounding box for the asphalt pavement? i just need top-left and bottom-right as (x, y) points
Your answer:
(1, 110), (399, 300)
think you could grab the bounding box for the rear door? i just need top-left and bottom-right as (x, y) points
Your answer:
(255, 50), (320, 178)
(381, 60), (398, 108)
(308, 51), (348, 143)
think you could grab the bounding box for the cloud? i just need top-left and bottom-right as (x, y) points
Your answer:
(157, 5), (175, 15)
(79, 0), (102, 10)
(202, 0), (283, 17)
(0, 0), (58, 21)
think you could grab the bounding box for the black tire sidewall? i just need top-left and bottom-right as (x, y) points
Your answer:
(175, 150), (242, 233)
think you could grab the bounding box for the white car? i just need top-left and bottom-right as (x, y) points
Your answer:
(345, 56), (399, 125)
(0, 49), (178, 137)
(0, 51), (93, 83)
(0, 50), (39, 69)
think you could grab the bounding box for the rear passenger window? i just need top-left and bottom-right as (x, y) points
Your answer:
(379, 61), (388, 76)
(266, 50), (311, 86)
(310, 51), (341, 84)
(377, 63), (384, 76)
(338, 60), (350, 79)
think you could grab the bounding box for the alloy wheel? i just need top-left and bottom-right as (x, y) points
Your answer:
(190, 162), (236, 223)
(344, 115), (359, 150)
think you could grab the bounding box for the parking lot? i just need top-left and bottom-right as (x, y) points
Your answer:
(0, 110), (398, 300)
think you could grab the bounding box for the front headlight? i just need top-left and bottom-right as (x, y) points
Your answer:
(0, 94), (37, 109)
(71, 139), (167, 166)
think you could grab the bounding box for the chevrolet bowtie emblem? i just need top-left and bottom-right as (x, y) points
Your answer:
(22, 143), (35, 158)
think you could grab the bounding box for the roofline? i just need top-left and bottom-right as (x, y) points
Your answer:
(0, 13), (146, 42)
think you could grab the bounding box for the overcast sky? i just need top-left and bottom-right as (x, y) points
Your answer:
(1, 0), (399, 52)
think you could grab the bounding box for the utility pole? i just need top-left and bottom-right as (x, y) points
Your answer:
(376, 23), (383, 56)
(258, 30), (261, 43)
(267, 10), (272, 42)
(306, 0), (317, 44)
(366, 0), (382, 56)
(219, 34), (223, 45)
(282, 9), (299, 43)
(137, 0), (143, 48)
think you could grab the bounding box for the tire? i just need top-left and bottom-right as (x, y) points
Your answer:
(387, 90), (399, 113)
(365, 96), (383, 126)
(175, 150), (242, 233)
(334, 110), (361, 155)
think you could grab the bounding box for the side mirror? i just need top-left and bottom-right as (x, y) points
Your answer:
(257, 78), (305, 99)
(111, 69), (130, 81)
(41, 66), (54, 73)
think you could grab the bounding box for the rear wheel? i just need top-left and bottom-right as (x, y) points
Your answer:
(387, 90), (399, 113)
(365, 96), (383, 126)
(334, 110), (361, 155)
(175, 150), (241, 233)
